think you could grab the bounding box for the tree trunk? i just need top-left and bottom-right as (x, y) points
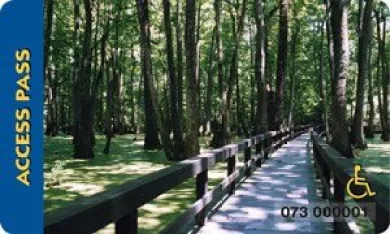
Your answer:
(97, 5), (112, 152)
(129, 49), (136, 132)
(329, 0), (353, 158)
(288, 23), (299, 129)
(357, 0), (364, 35)
(376, 44), (384, 138)
(319, 20), (331, 142)
(375, 11), (388, 141)
(136, 0), (161, 149)
(59, 84), (66, 130)
(112, 14), (120, 135)
(379, 11), (389, 141)
(211, 0), (248, 147)
(184, 0), (200, 157)
(204, 27), (216, 135)
(176, 0), (184, 144)
(196, 1), (202, 127)
(324, 0), (335, 92)
(254, 0), (268, 134)
(44, 0), (54, 81)
(235, 68), (245, 136)
(249, 24), (255, 131)
(53, 71), (59, 135)
(275, 0), (290, 130)
(163, 0), (184, 160)
(366, 39), (375, 138)
(44, 0), (55, 136)
(215, 0), (223, 100)
(97, 83), (104, 132)
(72, 0), (81, 143)
(74, 0), (94, 159)
(352, 0), (373, 148)
(104, 58), (114, 154)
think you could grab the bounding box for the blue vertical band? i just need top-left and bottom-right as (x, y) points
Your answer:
(0, 1), (43, 233)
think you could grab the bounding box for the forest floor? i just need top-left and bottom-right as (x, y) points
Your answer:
(44, 133), (245, 233)
(355, 135), (390, 184)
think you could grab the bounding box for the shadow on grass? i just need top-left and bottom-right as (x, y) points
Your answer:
(355, 134), (390, 185)
(45, 134), (246, 233)
(45, 134), (170, 213)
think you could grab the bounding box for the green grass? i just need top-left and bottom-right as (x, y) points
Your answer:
(44, 134), (245, 233)
(355, 135), (390, 185)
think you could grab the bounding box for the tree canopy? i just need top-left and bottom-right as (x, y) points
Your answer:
(44, 0), (390, 160)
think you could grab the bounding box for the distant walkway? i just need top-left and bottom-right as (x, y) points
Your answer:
(197, 134), (332, 234)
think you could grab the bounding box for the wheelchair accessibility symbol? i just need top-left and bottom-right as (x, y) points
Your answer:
(347, 164), (376, 199)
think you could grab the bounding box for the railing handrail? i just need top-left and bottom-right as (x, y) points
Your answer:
(45, 124), (316, 234)
(311, 133), (389, 233)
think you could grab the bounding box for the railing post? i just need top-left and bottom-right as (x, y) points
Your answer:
(312, 141), (319, 178)
(115, 210), (138, 234)
(255, 141), (262, 166)
(279, 133), (282, 146)
(244, 147), (252, 177)
(333, 177), (345, 234)
(284, 130), (288, 144)
(264, 139), (269, 159)
(196, 169), (208, 226)
(322, 161), (330, 199)
(270, 136), (275, 154)
(308, 138), (319, 173)
(280, 132), (283, 145)
(227, 155), (236, 195)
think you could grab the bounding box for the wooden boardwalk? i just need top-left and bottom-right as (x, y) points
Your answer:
(197, 133), (333, 234)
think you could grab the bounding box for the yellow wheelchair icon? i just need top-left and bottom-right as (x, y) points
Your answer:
(347, 164), (376, 199)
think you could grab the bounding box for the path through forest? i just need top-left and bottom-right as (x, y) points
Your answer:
(197, 133), (332, 233)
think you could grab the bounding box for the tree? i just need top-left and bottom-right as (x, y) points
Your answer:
(366, 39), (375, 139)
(352, 0), (373, 148)
(204, 27), (216, 135)
(73, 0), (95, 159)
(103, 2), (119, 154)
(274, 0), (290, 130)
(215, 0), (223, 100)
(319, 20), (330, 142)
(378, 7), (389, 141)
(211, 0), (248, 147)
(72, 0), (81, 143)
(374, 8), (389, 142)
(163, 0), (184, 159)
(324, 0), (335, 86)
(184, 0), (200, 157)
(176, 0), (184, 139)
(44, 0), (57, 136)
(136, 0), (161, 150)
(329, 0), (354, 158)
(254, 0), (268, 134)
(288, 19), (300, 129)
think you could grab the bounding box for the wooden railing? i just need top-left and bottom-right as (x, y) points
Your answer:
(45, 125), (315, 234)
(311, 133), (389, 234)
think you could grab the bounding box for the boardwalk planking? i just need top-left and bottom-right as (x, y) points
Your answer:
(197, 134), (332, 234)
